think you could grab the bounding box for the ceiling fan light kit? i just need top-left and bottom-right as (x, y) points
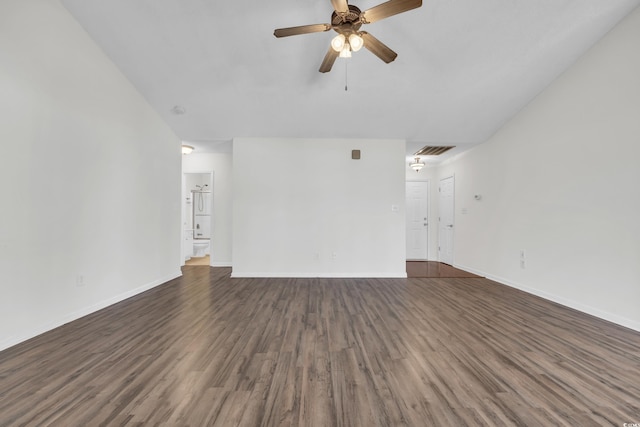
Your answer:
(349, 34), (364, 51)
(274, 0), (422, 73)
(331, 34), (346, 51)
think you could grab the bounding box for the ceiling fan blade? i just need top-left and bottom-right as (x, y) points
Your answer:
(319, 47), (339, 73)
(361, 32), (398, 63)
(274, 24), (331, 38)
(331, 0), (349, 14)
(361, 0), (422, 24)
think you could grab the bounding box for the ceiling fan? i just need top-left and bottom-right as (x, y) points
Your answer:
(274, 0), (422, 73)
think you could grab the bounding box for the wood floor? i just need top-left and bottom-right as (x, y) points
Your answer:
(1, 268), (639, 426)
(185, 255), (210, 266)
(406, 261), (483, 278)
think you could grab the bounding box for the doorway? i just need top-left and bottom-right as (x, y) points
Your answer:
(438, 176), (454, 265)
(182, 172), (213, 266)
(405, 181), (429, 260)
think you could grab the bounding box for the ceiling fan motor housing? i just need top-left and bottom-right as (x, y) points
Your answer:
(331, 5), (363, 35)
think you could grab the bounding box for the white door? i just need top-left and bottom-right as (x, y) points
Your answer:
(439, 176), (455, 265)
(406, 181), (429, 260)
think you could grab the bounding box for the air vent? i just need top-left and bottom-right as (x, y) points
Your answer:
(414, 145), (455, 156)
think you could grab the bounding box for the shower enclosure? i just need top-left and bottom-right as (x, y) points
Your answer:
(192, 189), (211, 239)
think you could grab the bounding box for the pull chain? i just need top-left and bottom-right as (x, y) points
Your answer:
(345, 61), (348, 91)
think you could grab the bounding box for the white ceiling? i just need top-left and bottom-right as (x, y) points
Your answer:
(60, 0), (639, 160)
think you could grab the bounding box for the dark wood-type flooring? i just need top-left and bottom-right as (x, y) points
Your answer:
(406, 261), (483, 278)
(1, 267), (639, 426)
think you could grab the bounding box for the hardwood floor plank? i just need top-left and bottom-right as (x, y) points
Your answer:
(1, 267), (640, 426)
(406, 261), (483, 278)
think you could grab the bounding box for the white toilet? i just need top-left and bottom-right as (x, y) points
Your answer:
(193, 239), (210, 257)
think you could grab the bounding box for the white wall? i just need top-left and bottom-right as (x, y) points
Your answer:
(233, 138), (406, 277)
(437, 6), (640, 331)
(182, 153), (233, 266)
(0, 0), (182, 351)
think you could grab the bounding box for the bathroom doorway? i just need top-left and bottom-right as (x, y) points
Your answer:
(182, 172), (213, 266)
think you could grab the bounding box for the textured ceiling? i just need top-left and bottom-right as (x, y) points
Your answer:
(60, 0), (639, 160)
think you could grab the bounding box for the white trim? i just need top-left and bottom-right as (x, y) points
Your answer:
(0, 271), (182, 352)
(454, 263), (640, 333)
(211, 261), (232, 267)
(230, 272), (408, 279)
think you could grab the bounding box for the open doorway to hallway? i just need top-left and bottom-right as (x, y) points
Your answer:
(182, 172), (213, 266)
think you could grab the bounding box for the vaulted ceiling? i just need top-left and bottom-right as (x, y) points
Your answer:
(60, 0), (640, 161)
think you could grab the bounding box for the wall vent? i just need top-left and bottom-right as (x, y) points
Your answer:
(414, 145), (455, 156)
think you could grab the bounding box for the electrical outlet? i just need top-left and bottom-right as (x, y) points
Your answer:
(76, 275), (85, 287)
(520, 259), (526, 269)
(331, 252), (337, 260)
(520, 250), (526, 259)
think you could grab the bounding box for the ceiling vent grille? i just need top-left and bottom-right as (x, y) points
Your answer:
(414, 145), (455, 156)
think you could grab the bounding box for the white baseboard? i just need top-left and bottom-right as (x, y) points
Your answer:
(0, 270), (182, 352)
(454, 263), (640, 333)
(210, 261), (232, 267)
(230, 271), (408, 279)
